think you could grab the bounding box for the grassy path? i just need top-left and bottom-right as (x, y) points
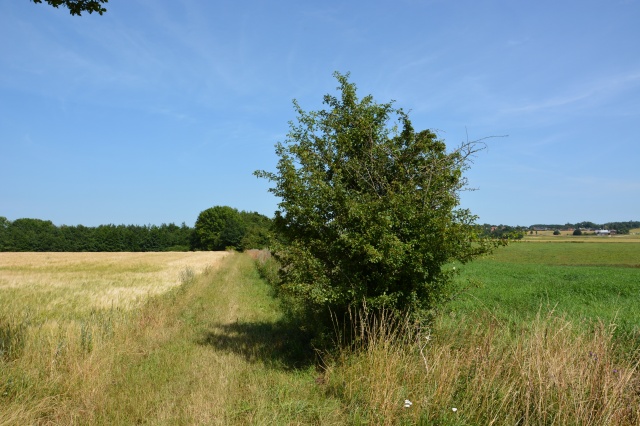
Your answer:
(3, 249), (639, 425)
(94, 252), (343, 425)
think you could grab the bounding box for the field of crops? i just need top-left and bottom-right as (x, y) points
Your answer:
(0, 252), (228, 318)
(453, 241), (640, 336)
(0, 251), (230, 424)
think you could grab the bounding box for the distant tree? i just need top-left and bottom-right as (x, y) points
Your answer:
(58, 224), (95, 251)
(604, 221), (640, 235)
(531, 224), (562, 230)
(94, 224), (126, 251)
(192, 206), (246, 251)
(575, 221), (598, 230)
(0, 217), (10, 251)
(487, 225), (524, 240)
(157, 222), (193, 251)
(6, 218), (60, 251)
(238, 211), (272, 250)
(553, 230), (561, 235)
(573, 229), (582, 236)
(31, 0), (108, 16)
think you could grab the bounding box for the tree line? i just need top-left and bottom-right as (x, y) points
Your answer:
(477, 221), (640, 239)
(528, 221), (640, 234)
(0, 208), (272, 252)
(479, 224), (526, 239)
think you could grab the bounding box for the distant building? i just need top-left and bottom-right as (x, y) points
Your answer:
(595, 229), (616, 236)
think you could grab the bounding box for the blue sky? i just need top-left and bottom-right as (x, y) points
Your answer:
(1, 0), (639, 227)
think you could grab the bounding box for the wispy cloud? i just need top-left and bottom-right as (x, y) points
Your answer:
(566, 176), (640, 193)
(502, 71), (640, 115)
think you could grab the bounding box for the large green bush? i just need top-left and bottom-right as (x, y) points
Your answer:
(192, 206), (246, 251)
(192, 206), (272, 251)
(256, 73), (500, 331)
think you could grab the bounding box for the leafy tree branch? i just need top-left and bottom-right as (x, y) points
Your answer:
(31, 0), (108, 16)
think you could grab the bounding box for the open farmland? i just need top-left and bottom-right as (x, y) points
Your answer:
(0, 253), (347, 425)
(1, 247), (639, 425)
(0, 252), (229, 318)
(452, 241), (640, 338)
(523, 228), (640, 241)
(0, 251), (230, 424)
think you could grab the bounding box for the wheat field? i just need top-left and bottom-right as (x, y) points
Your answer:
(0, 251), (231, 425)
(0, 251), (229, 315)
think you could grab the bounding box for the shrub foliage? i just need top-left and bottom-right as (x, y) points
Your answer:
(191, 206), (272, 251)
(256, 73), (500, 326)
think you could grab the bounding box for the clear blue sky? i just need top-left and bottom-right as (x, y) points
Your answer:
(2, 0), (639, 227)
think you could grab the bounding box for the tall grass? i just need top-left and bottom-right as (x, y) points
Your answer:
(0, 252), (228, 425)
(0, 303), (132, 424)
(3, 249), (639, 424)
(322, 307), (640, 425)
(1, 252), (343, 424)
(254, 245), (640, 425)
(252, 247), (640, 424)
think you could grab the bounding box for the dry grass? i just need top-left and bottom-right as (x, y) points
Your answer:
(0, 252), (343, 425)
(0, 251), (229, 425)
(322, 308), (640, 425)
(0, 252), (228, 313)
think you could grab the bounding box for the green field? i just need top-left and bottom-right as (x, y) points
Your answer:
(452, 242), (640, 336)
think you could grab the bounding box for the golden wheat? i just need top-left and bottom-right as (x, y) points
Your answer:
(0, 252), (228, 313)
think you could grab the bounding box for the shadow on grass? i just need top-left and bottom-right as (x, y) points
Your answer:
(197, 320), (317, 370)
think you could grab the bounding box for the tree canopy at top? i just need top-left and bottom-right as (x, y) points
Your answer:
(31, 0), (108, 16)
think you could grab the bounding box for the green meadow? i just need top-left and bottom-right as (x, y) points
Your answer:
(1, 243), (639, 425)
(452, 242), (640, 337)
